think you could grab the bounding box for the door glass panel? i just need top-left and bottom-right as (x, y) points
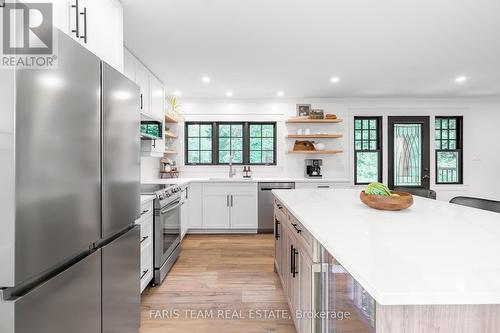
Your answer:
(394, 124), (422, 186)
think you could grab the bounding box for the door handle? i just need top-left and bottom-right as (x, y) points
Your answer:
(226, 195), (229, 207)
(422, 174), (430, 180)
(140, 269), (149, 279)
(290, 245), (294, 275)
(292, 223), (302, 234)
(230, 194), (233, 207)
(292, 248), (298, 278)
(71, 0), (80, 37)
(79, 7), (88, 43)
(140, 236), (149, 243)
(140, 93), (143, 110)
(275, 219), (280, 240)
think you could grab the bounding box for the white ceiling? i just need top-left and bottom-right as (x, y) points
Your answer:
(123, 0), (500, 99)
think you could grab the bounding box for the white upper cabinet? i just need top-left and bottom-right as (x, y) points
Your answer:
(77, 0), (124, 71)
(33, 0), (124, 71)
(150, 76), (165, 121)
(123, 48), (136, 82)
(135, 62), (151, 115)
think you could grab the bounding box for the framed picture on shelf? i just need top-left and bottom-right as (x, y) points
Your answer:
(310, 109), (324, 119)
(296, 104), (311, 117)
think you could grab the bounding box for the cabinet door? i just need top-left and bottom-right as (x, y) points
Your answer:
(280, 221), (289, 290)
(123, 48), (136, 82)
(180, 188), (189, 239)
(202, 190), (230, 229)
(274, 215), (282, 274)
(135, 62), (150, 114)
(298, 250), (313, 333)
(78, 0), (123, 71)
(150, 75), (165, 121)
(188, 183), (203, 228)
(230, 192), (258, 229)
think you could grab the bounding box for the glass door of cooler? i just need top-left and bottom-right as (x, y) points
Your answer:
(315, 246), (376, 333)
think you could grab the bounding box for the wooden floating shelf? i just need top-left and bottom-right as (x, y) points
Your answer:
(287, 150), (343, 154)
(286, 118), (343, 124)
(164, 150), (178, 154)
(164, 132), (178, 139)
(165, 114), (179, 123)
(287, 134), (343, 139)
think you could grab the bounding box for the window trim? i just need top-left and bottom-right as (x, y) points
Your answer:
(435, 116), (463, 185)
(185, 121), (277, 166)
(354, 116), (383, 185)
(184, 122), (215, 166)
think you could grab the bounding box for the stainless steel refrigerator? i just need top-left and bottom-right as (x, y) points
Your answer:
(0, 30), (141, 333)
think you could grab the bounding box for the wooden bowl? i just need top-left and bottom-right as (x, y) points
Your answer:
(360, 191), (414, 211)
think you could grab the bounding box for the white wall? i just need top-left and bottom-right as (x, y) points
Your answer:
(144, 98), (500, 202)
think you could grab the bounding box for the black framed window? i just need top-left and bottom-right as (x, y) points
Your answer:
(185, 122), (276, 165)
(218, 123), (244, 164)
(435, 117), (463, 184)
(354, 117), (382, 184)
(249, 123), (276, 164)
(186, 123), (213, 165)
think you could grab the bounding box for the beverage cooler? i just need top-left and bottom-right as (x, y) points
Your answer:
(313, 246), (376, 333)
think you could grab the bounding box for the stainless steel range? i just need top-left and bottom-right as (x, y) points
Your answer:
(141, 184), (183, 284)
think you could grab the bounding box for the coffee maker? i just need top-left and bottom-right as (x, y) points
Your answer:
(305, 159), (323, 178)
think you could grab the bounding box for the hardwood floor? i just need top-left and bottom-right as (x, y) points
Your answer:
(140, 234), (296, 333)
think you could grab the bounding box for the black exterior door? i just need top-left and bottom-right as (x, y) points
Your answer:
(388, 116), (430, 189)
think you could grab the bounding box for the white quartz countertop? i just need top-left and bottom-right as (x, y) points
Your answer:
(140, 194), (156, 204)
(141, 177), (350, 186)
(272, 189), (500, 305)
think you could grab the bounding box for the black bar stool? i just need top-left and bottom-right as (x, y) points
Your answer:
(449, 196), (500, 213)
(394, 187), (437, 200)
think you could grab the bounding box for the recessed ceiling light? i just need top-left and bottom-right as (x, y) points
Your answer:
(201, 76), (211, 83)
(455, 76), (467, 83)
(330, 76), (340, 83)
(173, 91), (182, 96)
(225, 91), (233, 97)
(277, 91), (284, 97)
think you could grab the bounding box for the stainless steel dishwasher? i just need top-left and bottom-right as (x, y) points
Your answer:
(258, 182), (295, 233)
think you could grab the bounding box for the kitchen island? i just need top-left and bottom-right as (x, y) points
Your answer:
(272, 189), (500, 333)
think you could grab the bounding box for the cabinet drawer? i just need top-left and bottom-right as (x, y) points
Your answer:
(288, 214), (314, 259)
(140, 243), (153, 292)
(139, 216), (153, 250)
(274, 198), (288, 218)
(137, 200), (154, 223)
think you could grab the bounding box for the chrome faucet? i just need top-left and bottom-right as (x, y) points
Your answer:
(228, 152), (236, 178)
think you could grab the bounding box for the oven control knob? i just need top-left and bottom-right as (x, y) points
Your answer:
(158, 194), (164, 200)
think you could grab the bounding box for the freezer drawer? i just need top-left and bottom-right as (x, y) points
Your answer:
(0, 250), (101, 333)
(102, 226), (140, 333)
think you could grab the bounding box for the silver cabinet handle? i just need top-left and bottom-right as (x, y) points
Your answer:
(317, 185), (330, 189)
(140, 236), (149, 243)
(71, 0), (80, 37)
(79, 7), (87, 43)
(140, 269), (149, 279)
(226, 195), (229, 207)
(231, 194), (233, 207)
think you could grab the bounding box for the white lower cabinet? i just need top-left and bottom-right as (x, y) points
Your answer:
(188, 183), (203, 229)
(136, 199), (154, 293)
(202, 188), (231, 229)
(202, 183), (257, 230)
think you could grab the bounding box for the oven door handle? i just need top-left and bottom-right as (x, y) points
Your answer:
(160, 199), (182, 214)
